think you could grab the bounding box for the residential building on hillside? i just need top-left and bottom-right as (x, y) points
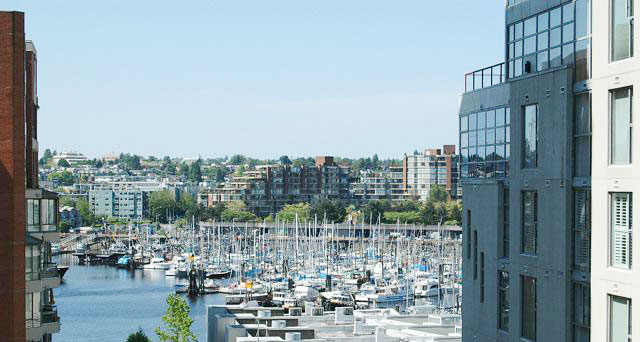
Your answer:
(403, 145), (460, 201)
(203, 157), (351, 216)
(459, 1), (594, 341)
(0, 16), (62, 342)
(51, 151), (87, 165)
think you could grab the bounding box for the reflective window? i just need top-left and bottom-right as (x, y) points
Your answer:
(522, 275), (537, 339)
(612, 0), (634, 61)
(459, 106), (511, 178)
(522, 191), (538, 255)
(507, 3), (581, 78)
(498, 271), (510, 331)
(611, 87), (633, 165)
(610, 295), (632, 342)
(523, 105), (538, 169)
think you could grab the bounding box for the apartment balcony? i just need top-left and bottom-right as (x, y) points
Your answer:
(26, 263), (61, 293)
(26, 188), (60, 243)
(464, 62), (506, 92)
(26, 306), (60, 341)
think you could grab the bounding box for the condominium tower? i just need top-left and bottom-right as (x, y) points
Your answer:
(0, 12), (61, 342)
(460, 0), (595, 341)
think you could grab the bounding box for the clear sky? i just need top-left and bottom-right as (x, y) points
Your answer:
(4, 1), (505, 160)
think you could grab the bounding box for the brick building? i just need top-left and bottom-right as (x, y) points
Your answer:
(0, 12), (61, 342)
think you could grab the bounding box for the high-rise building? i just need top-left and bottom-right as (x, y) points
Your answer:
(459, 1), (595, 341)
(0, 11), (61, 342)
(591, 0), (636, 341)
(403, 145), (459, 201)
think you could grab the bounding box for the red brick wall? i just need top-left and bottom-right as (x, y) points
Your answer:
(0, 11), (26, 342)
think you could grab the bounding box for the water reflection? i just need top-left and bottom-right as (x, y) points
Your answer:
(54, 255), (225, 342)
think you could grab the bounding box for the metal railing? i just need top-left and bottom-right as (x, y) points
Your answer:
(41, 306), (59, 324)
(464, 62), (506, 92)
(41, 263), (59, 279)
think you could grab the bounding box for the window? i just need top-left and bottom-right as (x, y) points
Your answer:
(612, 0), (634, 61)
(574, 93), (592, 176)
(27, 199), (40, 232)
(522, 191), (538, 255)
(575, 0), (592, 81)
(522, 276), (537, 340)
(498, 271), (510, 331)
(474, 230), (478, 280)
(508, 4), (578, 76)
(523, 105), (538, 169)
(480, 252), (485, 303)
(611, 192), (632, 269)
(573, 283), (590, 342)
(460, 107), (510, 178)
(610, 295), (632, 342)
(467, 210), (471, 259)
(502, 188), (510, 258)
(574, 190), (591, 272)
(611, 87), (633, 165)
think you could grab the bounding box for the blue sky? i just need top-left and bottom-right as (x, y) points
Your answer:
(4, 1), (505, 159)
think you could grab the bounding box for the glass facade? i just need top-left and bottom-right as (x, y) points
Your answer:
(507, 1), (591, 80)
(574, 93), (592, 176)
(460, 106), (510, 178)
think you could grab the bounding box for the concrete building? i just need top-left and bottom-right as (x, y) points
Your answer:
(206, 304), (461, 342)
(0, 14), (61, 341)
(350, 166), (406, 205)
(459, 1), (592, 341)
(88, 188), (147, 221)
(404, 146), (460, 201)
(51, 151), (87, 165)
(205, 157), (351, 217)
(590, 0), (638, 341)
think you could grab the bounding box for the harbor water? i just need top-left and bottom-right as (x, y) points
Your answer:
(53, 255), (226, 342)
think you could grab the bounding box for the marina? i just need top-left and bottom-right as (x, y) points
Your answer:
(54, 219), (462, 341)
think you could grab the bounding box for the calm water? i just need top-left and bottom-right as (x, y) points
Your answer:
(53, 255), (225, 342)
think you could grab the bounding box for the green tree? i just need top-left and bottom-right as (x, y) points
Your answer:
(361, 200), (392, 223)
(310, 200), (346, 223)
(428, 185), (448, 203)
(276, 203), (311, 223)
(57, 159), (70, 167)
(48, 171), (74, 186)
(126, 328), (151, 342)
(228, 154), (246, 165)
(221, 209), (256, 222)
(178, 195), (201, 219)
(149, 191), (177, 223)
(179, 163), (190, 178)
(119, 153), (142, 171)
(40, 148), (53, 165)
(445, 200), (462, 225)
(76, 199), (95, 225)
(279, 155), (292, 165)
(59, 195), (75, 207)
(383, 211), (422, 224)
(155, 294), (198, 342)
(188, 159), (203, 183)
